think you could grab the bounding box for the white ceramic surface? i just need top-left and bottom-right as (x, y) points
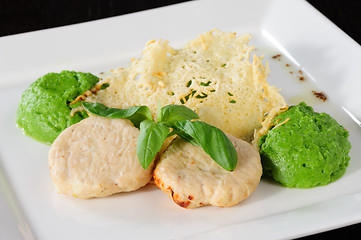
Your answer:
(1, 0), (361, 239)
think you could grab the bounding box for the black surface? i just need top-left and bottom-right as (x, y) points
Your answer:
(1, 0), (361, 239)
(0, 0), (192, 37)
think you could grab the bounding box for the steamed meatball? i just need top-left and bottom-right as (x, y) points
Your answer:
(48, 116), (153, 198)
(153, 135), (262, 208)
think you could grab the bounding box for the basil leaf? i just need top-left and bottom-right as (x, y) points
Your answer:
(82, 102), (152, 128)
(137, 120), (170, 169)
(172, 120), (237, 171)
(82, 102), (236, 170)
(157, 101), (162, 125)
(159, 104), (199, 125)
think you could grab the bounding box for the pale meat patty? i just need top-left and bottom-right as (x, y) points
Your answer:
(153, 135), (262, 208)
(48, 116), (153, 199)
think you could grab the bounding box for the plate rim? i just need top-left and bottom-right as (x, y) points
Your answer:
(0, 0), (361, 239)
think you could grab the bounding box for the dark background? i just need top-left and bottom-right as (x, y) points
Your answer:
(1, 0), (360, 239)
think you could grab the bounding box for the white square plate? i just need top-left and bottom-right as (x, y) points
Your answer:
(1, 0), (361, 239)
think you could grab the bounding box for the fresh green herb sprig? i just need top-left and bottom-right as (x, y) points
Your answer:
(82, 102), (237, 171)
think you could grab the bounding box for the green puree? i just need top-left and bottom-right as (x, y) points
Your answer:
(16, 70), (100, 144)
(258, 102), (351, 188)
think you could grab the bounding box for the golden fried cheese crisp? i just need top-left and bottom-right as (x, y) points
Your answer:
(86, 29), (286, 142)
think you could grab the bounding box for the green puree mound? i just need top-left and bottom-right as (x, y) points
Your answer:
(258, 102), (351, 188)
(16, 70), (100, 144)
